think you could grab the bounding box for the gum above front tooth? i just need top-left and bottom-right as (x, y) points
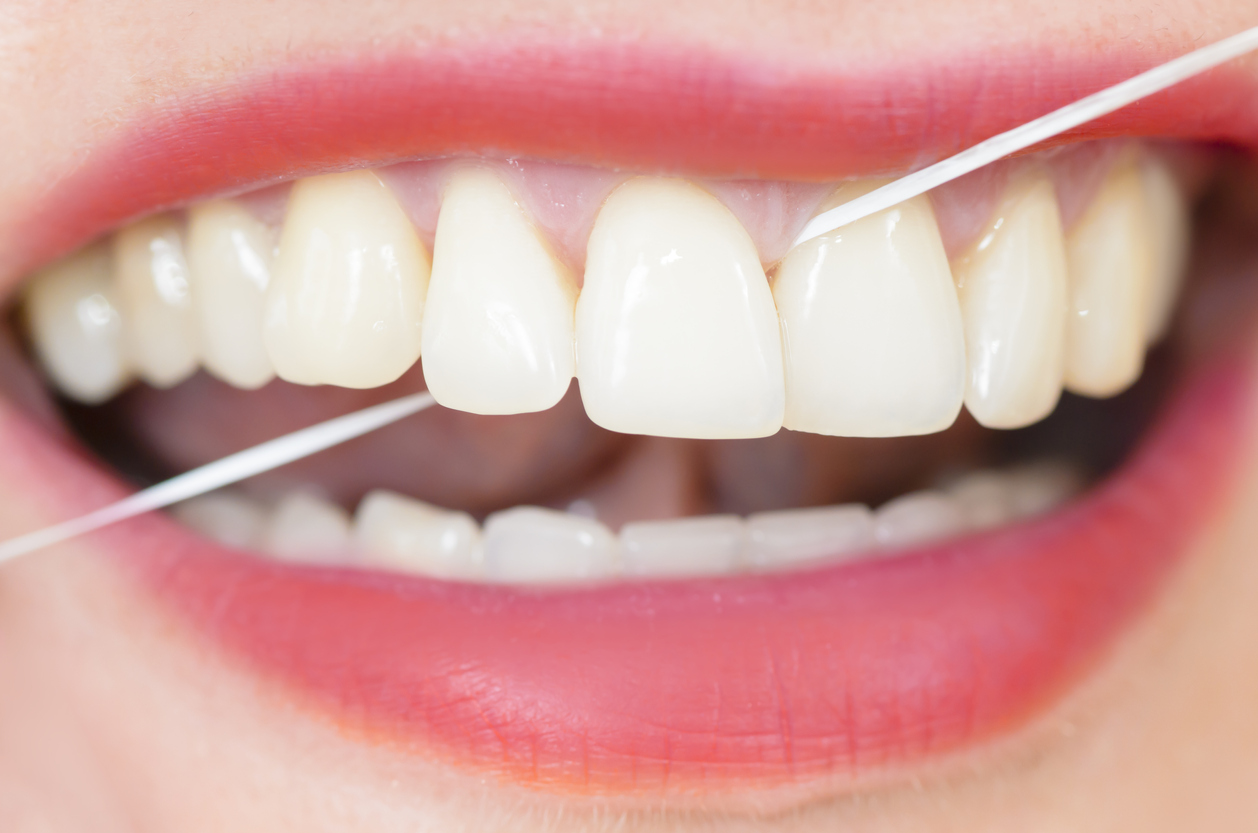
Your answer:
(1063, 156), (1155, 398)
(576, 177), (785, 439)
(774, 186), (965, 437)
(1140, 154), (1191, 343)
(262, 492), (352, 563)
(422, 168), (577, 414)
(619, 515), (745, 578)
(953, 175), (1069, 429)
(746, 504), (875, 570)
(482, 507), (617, 584)
(353, 489), (482, 579)
(873, 490), (967, 549)
(24, 243), (131, 404)
(187, 200), (277, 390)
(114, 215), (200, 388)
(265, 170), (430, 388)
(173, 491), (269, 550)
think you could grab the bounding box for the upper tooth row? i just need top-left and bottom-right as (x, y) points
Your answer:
(174, 460), (1081, 584)
(24, 149), (1189, 439)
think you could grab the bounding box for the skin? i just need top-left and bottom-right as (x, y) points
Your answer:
(1, 1), (1258, 829)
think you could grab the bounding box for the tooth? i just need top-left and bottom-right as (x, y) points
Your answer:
(1063, 156), (1156, 397)
(353, 489), (482, 579)
(113, 215), (199, 388)
(265, 170), (430, 388)
(576, 177), (785, 439)
(953, 175), (1069, 429)
(262, 492), (352, 562)
(173, 491), (269, 549)
(746, 504), (875, 569)
(482, 507), (617, 584)
(421, 168), (577, 414)
(774, 186), (964, 437)
(23, 243), (131, 403)
(874, 490), (967, 549)
(619, 515), (745, 578)
(1140, 154), (1191, 343)
(187, 200), (277, 389)
(945, 470), (1014, 530)
(1006, 461), (1084, 518)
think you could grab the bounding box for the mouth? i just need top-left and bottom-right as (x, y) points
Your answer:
(3, 31), (1258, 807)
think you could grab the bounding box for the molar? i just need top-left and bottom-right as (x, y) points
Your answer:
(482, 506), (618, 584)
(265, 170), (430, 389)
(576, 177), (785, 439)
(422, 168), (577, 414)
(619, 515), (746, 578)
(353, 489), (482, 579)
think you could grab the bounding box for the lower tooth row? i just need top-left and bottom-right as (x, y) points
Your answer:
(24, 147), (1188, 439)
(172, 462), (1082, 584)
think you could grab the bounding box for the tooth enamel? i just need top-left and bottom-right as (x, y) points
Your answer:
(576, 177), (785, 439)
(1006, 461), (1084, 518)
(945, 470), (1015, 531)
(113, 215), (200, 388)
(619, 515), (745, 578)
(421, 168), (577, 414)
(1063, 156), (1156, 397)
(1140, 154), (1191, 343)
(353, 489), (483, 579)
(482, 507), (617, 584)
(23, 243), (131, 403)
(745, 504), (875, 569)
(265, 171), (430, 388)
(187, 200), (277, 389)
(873, 490), (967, 549)
(953, 175), (1069, 429)
(262, 492), (353, 562)
(774, 186), (965, 437)
(173, 491), (269, 549)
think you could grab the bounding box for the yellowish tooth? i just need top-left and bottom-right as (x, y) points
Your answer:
(187, 200), (277, 390)
(1140, 153), (1191, 343)
(265, 170), (430, 389)
(114, 215), (200, 388)
(953, 175), (1069, 429)
(422, 168), (577, 414)
(353, 489), (483, 579)
(262, 492), (352, 563)
(1063, 156), (1155, 398)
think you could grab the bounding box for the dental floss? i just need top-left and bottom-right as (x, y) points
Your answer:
(793, 24), (1258, 247)
(0, 392), (436, 564)
(4, 25), (1258, 565)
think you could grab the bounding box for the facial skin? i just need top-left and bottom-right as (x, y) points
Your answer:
(2, 1), (1258, 830)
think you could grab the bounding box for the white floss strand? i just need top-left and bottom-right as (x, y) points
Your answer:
(793, 24), (1258, 247)
(0, 392), (436, 565)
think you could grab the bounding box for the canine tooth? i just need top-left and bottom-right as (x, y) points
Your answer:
(24, 244), (130, 403)
(775, 186), (964, 437)
(1064, 157), (1155, 397)
(946, 470), (1015, 530)
(874, 491), (967, 549)
(173, 492), (269, 549)
(576, 177), (785, 439)
(422, 168), (578, 414)
(620, 515), (745, 578)
(114, 215), (199, 388)
(262, 492), (352, 562)
(953, 175), (1069, 429)
(746, 504), (875, 569)
(354, 489), (482, 579)
(187, 200), (277, 389)
(1140, 154), (1191, 343)
(265, 171), (430, 388)
(482, 507), (617, 584)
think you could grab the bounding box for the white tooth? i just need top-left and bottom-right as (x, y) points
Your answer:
(576, 177), (785, 439)
(113, 215), (199, 388)
(1140, 154), (1191, 343)
(262, 492), (352, 563)
(187, 200), (277, 389)
(874, 490), (967, 549)
(1006, 461), (1084, 519)
(619, 515), (745, 578)
(482, 507), (617, 584)
(353, 489), (482, 579)
(746, 504), (875, 569)
(1063, 157), (1156, 398)
(945, 470), (1014, 531)
(422, 168), (577, 415)
(953, 175), (1069, 429)
(265, 170), (430, 388)
(774, 186), (964, 437)
(172, 491), (269, 549)
(23, 243), (131, 404)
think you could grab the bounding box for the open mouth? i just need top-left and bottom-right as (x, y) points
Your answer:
(3, 32), (1258, 807)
